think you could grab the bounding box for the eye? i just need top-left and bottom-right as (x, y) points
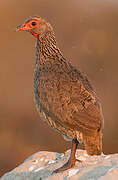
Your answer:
(31, 22), (36, 26)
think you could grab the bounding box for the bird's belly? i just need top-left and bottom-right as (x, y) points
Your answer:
(35, 101), (83, 142)
(34, 86), (83, 143)
(33, 71), (84, 143)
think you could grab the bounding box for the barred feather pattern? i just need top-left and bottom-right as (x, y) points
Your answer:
(33, 30), (104, 155)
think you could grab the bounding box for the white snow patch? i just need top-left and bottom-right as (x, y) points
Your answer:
(29, 166), (35, 171)
(35, 166), (45, 172)
(45, 159), (49, 162)
(68, 169), (79, 177)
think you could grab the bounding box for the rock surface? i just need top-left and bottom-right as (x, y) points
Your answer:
(1, 150), (118, 180)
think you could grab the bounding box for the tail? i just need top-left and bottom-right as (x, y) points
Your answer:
(83, 130), (103, 155)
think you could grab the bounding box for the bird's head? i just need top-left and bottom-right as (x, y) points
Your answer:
(16, 16), (53, 40)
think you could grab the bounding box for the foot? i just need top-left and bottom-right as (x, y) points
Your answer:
(53, 138), (80, 173)
(53, 158), (81, 173)
(53, 158), (75, 173)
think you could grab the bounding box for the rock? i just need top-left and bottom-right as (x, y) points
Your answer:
(1, 150), (118, 180)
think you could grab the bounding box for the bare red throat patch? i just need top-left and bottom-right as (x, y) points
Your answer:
(31, 32), (39, 40)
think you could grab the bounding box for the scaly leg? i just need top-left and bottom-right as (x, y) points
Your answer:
(54, 138), (80, 173)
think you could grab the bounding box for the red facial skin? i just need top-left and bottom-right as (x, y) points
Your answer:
(31, 32), (39, 40)
(16, 20), (39, 40)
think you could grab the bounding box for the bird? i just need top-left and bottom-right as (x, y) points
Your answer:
(16, 16), (104, 173)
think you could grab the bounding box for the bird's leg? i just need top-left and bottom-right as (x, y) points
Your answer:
(54, 138), (80, 173)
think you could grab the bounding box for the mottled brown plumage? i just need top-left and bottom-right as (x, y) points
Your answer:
(16, 16), (104, 172)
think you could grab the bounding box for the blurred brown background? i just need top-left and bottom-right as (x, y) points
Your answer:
(0, 0), (118, 177)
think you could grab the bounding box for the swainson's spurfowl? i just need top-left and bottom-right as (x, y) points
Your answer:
(16, 16), (104, 172)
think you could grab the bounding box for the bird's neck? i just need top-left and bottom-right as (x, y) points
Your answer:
(35, 31), (63, 65)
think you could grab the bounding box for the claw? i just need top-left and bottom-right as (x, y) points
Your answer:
(53, 138), (82, 173)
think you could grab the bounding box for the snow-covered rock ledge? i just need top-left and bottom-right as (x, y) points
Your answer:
(1, 150), (118, 180)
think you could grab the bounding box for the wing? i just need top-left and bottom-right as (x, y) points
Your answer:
(62, 72), (104, 136)
(37, 60), (104, 136)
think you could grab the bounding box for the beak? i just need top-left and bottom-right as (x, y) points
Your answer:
(16, 24), (26, 32)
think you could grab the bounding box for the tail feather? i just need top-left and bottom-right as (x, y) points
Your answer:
(83, 130), (103, 155)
